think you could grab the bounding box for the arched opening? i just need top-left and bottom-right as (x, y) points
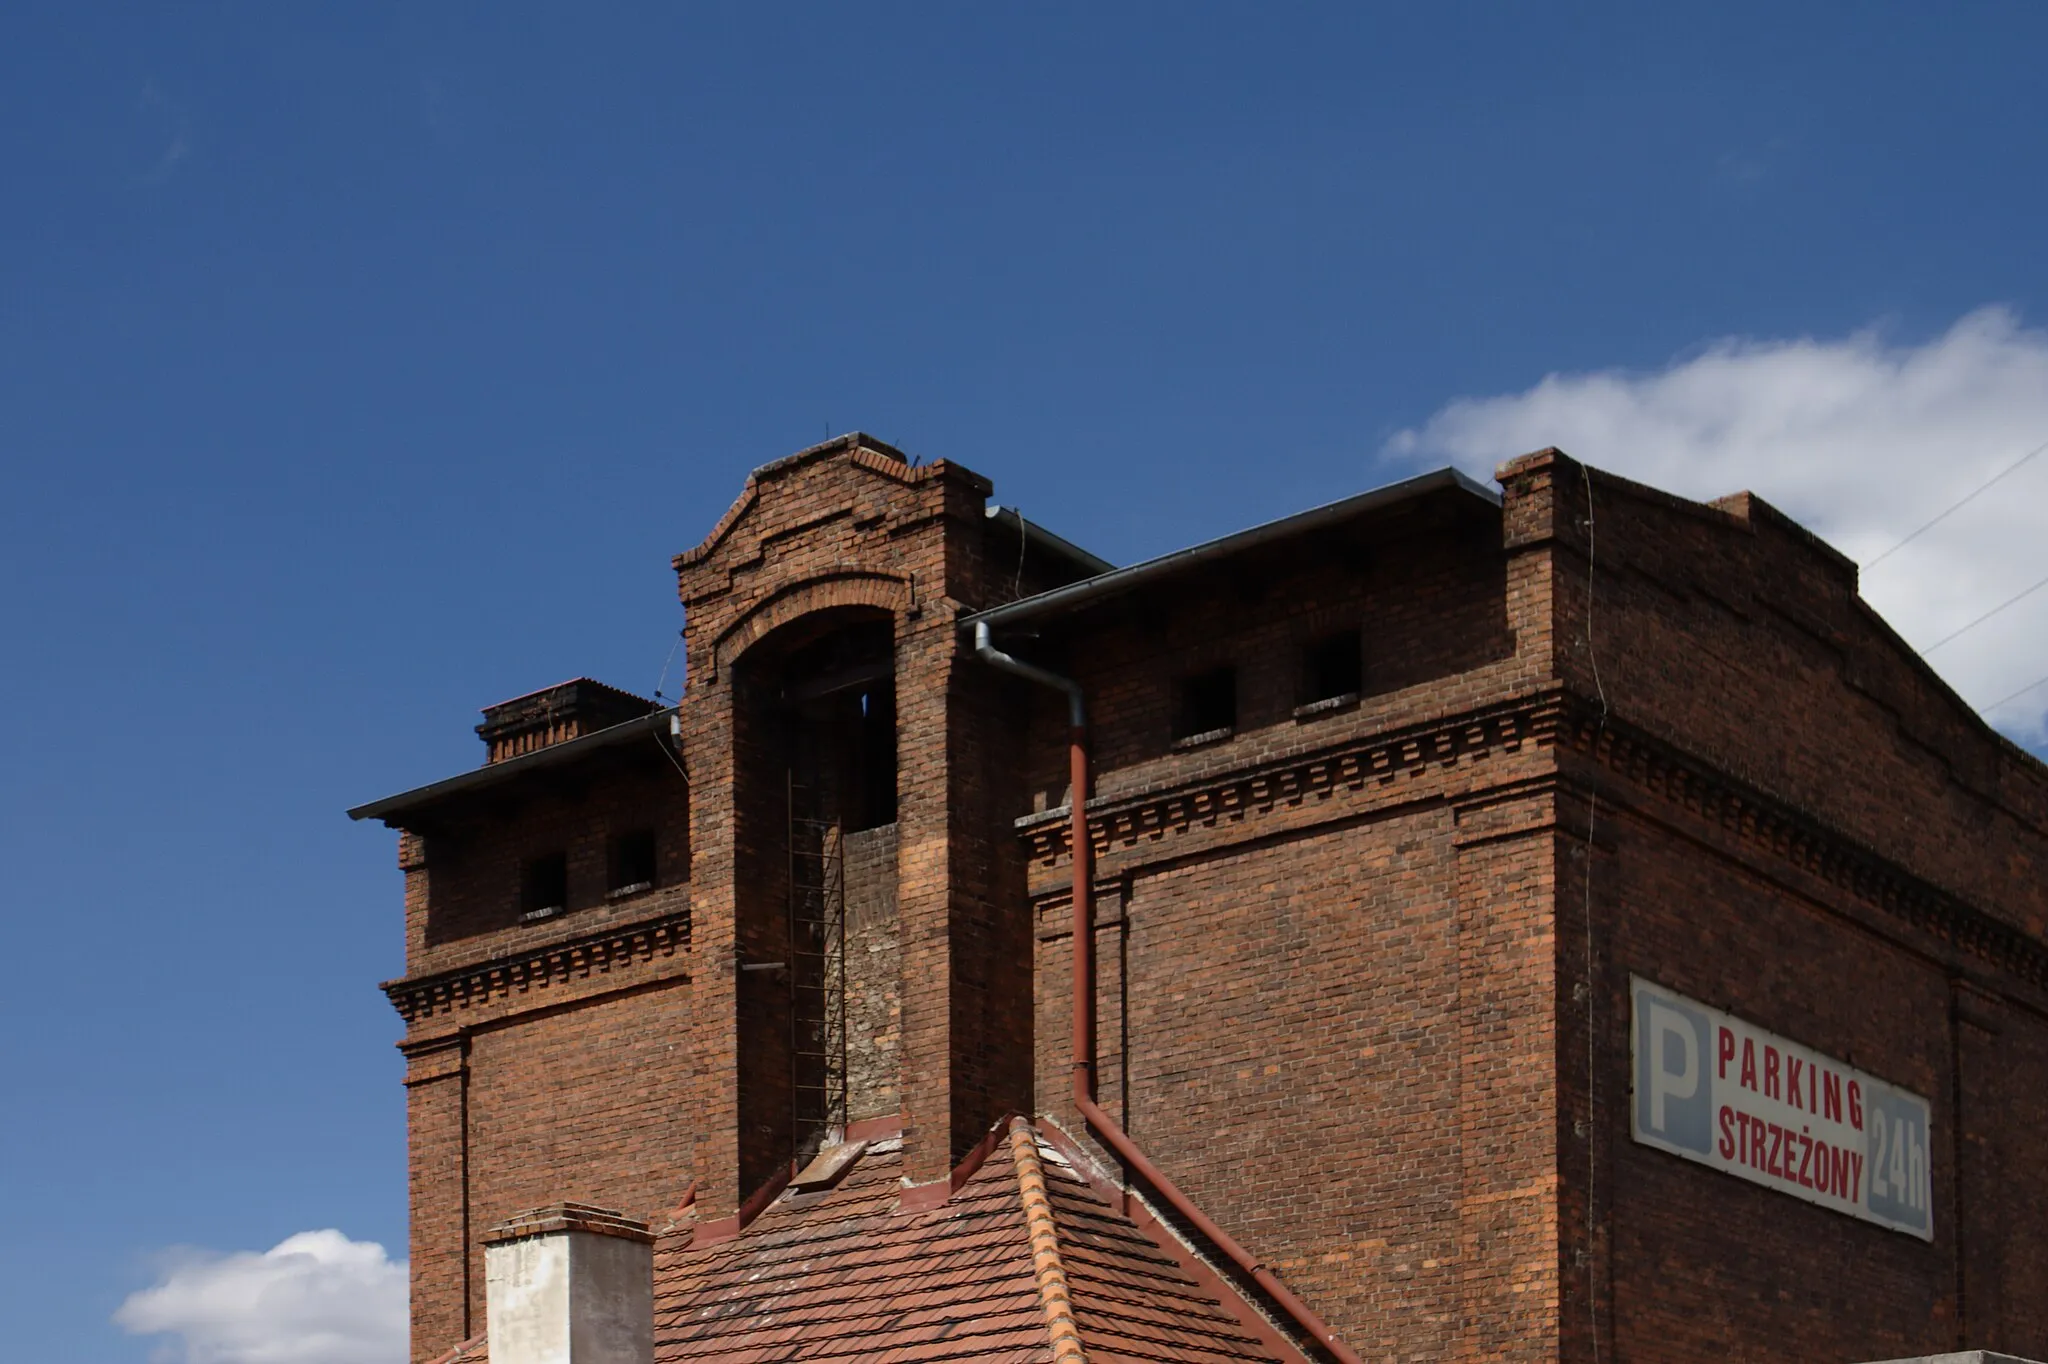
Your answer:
(731, 609), (899, 1182)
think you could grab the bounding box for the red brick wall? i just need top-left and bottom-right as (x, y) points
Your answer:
(409, 764), (689, 970)
(1494, 447), (2048, 1360)
(1515, 451), (2048, 942)
(1033, 808), (1563, 1360)
(387, 753), (694, 1360)
(1973, 998), (2048, 1349)
(401, 1037), (469, 1357)
(1006, 451), (2048, 1361)
(672, 436), (1054, 1208)
(462, 987), (698, 1330)
(374, 436), (2048, 1364)
(1009, 488), (1516, 798)
(1014, 485), (1568, 1358)
(1582, 794), (1958, 1360)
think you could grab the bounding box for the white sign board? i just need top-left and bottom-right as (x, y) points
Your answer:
(1630, 976), (1933, 1240)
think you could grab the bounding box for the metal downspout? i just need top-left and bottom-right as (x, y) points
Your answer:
(972, 622), (1364, 1364)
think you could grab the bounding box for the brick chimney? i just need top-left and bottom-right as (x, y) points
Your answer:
(482, 1205), (653, 1364)
(476, 680), (659, 764)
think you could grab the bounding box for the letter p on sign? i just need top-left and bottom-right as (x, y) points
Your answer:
(1633, 981), (1713, 1155)
(1647, 1000), (1698, 1131)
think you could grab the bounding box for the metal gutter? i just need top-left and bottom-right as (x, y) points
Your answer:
(960, 467), (1499, 632)
(347, 708), (679, 825)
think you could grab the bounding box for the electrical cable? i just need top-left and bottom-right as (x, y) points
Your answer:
(648, 627), (690, 784)
(1919, 567), (2048, 655)
(1864, 437), (2048, 570)
(1579, 463), (1608, 1364)
(1981, 670), (2048, 715)
(654, 628), (684, 702)
(650, 724), (690, 786)
(1012, 506), (1029, 602)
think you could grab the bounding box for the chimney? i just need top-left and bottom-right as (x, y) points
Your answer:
(483, 1204), (654, 1364)
(476, 680), (659, 764)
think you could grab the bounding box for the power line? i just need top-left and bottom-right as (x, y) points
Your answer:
(1865, 437), (2048, 570)
(654, 628), (684, 702)
(1982, 671), (2048, 715)
(1920, 568), (2048, 655)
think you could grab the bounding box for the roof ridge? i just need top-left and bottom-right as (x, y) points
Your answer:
(420, 1333), (485, 1364)
(1009, 1117), (1088, 1364)
(1031, 1118), (1311, 1363)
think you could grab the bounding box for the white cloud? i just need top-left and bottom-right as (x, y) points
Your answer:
(116, 1231), (407, 1364)
(1385, 306), (2048, 747)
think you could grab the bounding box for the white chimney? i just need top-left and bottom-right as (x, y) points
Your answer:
(483, 1204), (654, 1364)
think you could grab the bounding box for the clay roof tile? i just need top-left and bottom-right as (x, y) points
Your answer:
(428, 1118), (1307, 1364)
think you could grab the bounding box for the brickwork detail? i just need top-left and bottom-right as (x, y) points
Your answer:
(367, 436), (2048, 1364)
(1018, 695), (1557, 866)
(1560, 707), (2048, 992)
(384, 912), (690, 1024)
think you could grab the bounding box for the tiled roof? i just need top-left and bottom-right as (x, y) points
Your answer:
(655, 1126), (1048, 1363)
(434, 1118), (1301, 1364)
(656, 1118), (1299, 1364)
(1020, 1125), (1299, 1364)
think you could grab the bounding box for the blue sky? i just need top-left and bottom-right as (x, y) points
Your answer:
(5, 6), (2048, 1362)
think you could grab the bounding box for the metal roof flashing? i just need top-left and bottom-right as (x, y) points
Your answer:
(961, 466), (1499, 632)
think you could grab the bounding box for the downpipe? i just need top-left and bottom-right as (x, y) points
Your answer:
(972, 622), (1363, 1364)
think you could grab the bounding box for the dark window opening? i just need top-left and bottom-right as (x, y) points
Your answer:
(521, 851), (568, 921)
(847, 685), (897, 830)
(609, 829), (657, 897)
(779, 620), (898, 833)
(1301, 628), (1363, 708)
(1174, 666), (1237, 744)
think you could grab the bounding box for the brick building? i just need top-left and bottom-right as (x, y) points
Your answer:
(351, 434), (2048, 1363)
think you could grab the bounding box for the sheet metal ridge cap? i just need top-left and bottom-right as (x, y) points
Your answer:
(961, 466), (1498, 631)
(347, 707), (679, 823)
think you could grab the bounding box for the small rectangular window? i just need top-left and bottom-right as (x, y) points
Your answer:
(1173, 666), (1237, 745)
(521, 852), (568, 920)
(1299, 628), (1363, 711)
(609, 829), (657, 897)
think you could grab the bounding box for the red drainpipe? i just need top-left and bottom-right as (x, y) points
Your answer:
(974, 624), (1363, 1364)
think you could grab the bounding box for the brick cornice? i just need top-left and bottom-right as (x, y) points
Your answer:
(1010, 686), (2048, 995)
(382, 910), (691, 1025)
(1016, 692), (1565, 867)
(1557, 702), (2048, 994)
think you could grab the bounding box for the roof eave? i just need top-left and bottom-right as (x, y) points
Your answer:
(347, 709), (680, 826)
(960, 466), (1499, 632)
